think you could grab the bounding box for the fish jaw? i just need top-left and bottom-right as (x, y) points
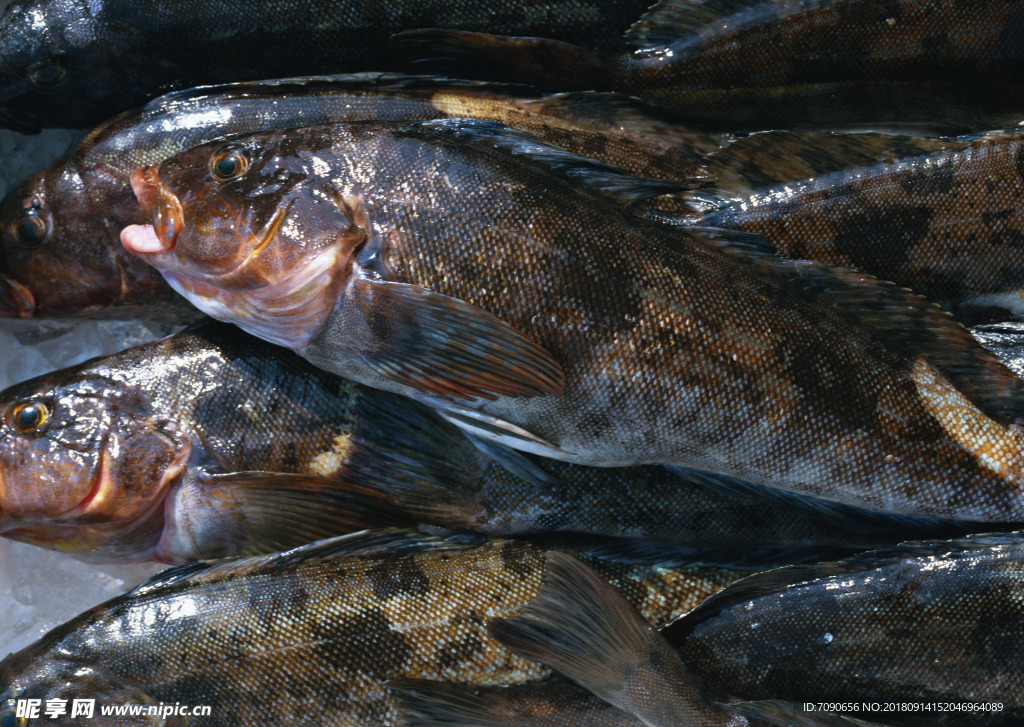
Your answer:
(129, 166), (182, 251)
(0, 274), (34, 316)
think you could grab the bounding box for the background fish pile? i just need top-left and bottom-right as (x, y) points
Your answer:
(3, 0), (1024, 725)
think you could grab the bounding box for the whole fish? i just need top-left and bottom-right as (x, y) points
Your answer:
(395, 0), (1024, 131)
(0, 73), (717, 317)
(677, 129), (1024, 325)
(0, 529), (746, 726)
(658, 532), (1024, 726)
(121, 118), (1024, 522)
(1, 319), (946, 564)
(0, 0), (651, 132)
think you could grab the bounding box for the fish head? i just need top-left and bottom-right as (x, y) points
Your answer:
(0, 157), (173, 317)
(122, 131), (367, 348)
(0, 370), (191, 560)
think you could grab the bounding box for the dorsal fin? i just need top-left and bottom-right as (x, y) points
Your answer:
(624, 0), (771, 48)
(411, 118), (702, 208)
(702, 130), (973, 199)
(127, 528), (460, 596)
(661, 531), (1024, 646)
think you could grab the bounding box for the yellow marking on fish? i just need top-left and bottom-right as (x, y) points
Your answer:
(911, 358), (1024, 479)
(309, 432), (353, 476)
(430, 93), (511, 123)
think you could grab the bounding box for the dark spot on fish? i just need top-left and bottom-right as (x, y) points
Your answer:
(499, 540), (540, 578)
(1016, 142), (1024, 183)
(310, 607), (411, 677)
(364, 558), (429, 600)
(437, 630), (486, 671)
(834, 204), (930, 281)
(894, 163), (956, 196)
(780, 336), (876, 432)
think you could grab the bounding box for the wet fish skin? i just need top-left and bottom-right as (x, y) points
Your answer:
(0, 529), (744, 726)
(686, 129), (1024, 326)
(0, 0), (651, 131)
(661, 532), (1024, 727)
(395, 0), (1024, 131)
(1, 318), (950, 564)
(123, 119), (1024, 522)
(0, 74), (717, 317)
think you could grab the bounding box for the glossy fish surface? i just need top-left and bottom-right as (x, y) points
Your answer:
(0, 529), (744, 726)
(662, 532), (1024, 726)
(1, 319), (949, 564)
(0, 0), (651, 131)
(122, 119), (1024, 522)
(395, 0), (1024, 131)
(0, 74), (717, 317)
(684, 129), (1024, 325)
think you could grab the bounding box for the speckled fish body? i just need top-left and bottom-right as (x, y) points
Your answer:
(682, 129), (1024, 325)
(0, 0), (653, 131)
(0, 74), (718, 318)
(0, 529), (745, 726)
(122, 119), (1024, 522)
(395, 0), (1024, 131)
(1, 319), (950, 564)
(659, 532), (1024, 726)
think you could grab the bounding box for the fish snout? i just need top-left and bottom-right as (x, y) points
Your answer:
(127, 167), (183, 252)
(0, 274), (34, 317)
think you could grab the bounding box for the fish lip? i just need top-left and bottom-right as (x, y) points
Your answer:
(130, 166), (182, 251)
(0, 274), (35, 317)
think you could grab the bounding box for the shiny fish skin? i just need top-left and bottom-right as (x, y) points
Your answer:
(0, 0), (651, 131)
(395, 0), (1024, 131)
(0, 530), (744, 726)
(123, 119), (1024, 522)
(688, 129), (1024, 325)
(0, 319), (946, 564)
(663, 532), (1024, 726)
(0, 73), (718, 317)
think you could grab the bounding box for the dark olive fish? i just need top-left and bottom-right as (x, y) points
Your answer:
(0, 73), (718, 317)
(0, 529), (746, 726)
(656, 532), (1024, 726)
(0, 0), (652, 132)
(2, 319), (950, 564)
(122, 119), (1024, 522)
(395, 0), (1024, 131)
(676, 129), (1024, 326)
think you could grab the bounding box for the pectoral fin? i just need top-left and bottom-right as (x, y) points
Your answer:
(352, 278), (565, 400)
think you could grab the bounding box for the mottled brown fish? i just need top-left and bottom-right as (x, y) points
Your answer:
(676, 129), (1024, 325)
(122, 118), (1024, 522)
(395, 0), (1024, 131)
(0, 73), (717, 317)
(2, 318), (949, 564)
(0, 0), (652, 131)
(0, 529), (745, 725)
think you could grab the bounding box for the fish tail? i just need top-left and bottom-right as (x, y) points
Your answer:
(392, 29), (611, 91)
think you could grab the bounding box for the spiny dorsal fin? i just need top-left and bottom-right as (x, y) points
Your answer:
(702, 130), (973, 199)
(128, 528), (460, 596)
(412, 118), (702, 208)
(661, 531), (1024, 645)
(624, 0), (772, 48)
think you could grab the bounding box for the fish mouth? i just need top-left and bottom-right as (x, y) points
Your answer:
(129, 166), (183, 251)
(0, 274), (35, 317)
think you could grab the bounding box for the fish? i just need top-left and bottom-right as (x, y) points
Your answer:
(657, 531), (1024, 726)
(121, 118), (1024, 523)
(1, 318), (954, 564)
(394, 0), (1024, 132)
(0, 528), (748, 726)
(390, 551), (891, 727)
(0, 73), (718, 317)
(0, 0), (652, 132)
(671, 129), (1024, 326)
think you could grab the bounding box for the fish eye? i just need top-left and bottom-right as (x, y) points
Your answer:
(211, 150), (249, 181)
(9, 399), (49, 434)
(10, 211), (47, 247)
(26, 59), (66, 88)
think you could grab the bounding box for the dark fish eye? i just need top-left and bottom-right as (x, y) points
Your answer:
(211, 150), (249, 181)
(10, 212), (47, 247)
(26, 59), (66, 88)
(10, 400), (49, 434)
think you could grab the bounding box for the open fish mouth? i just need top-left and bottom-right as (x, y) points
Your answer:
(0, 274), (35, 317)
(128, 167), (183, 251)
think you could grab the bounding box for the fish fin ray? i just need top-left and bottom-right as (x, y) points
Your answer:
(624, 0), (770, 48)
(352, 278), (565, 400)
(387, 679), (519, 727)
